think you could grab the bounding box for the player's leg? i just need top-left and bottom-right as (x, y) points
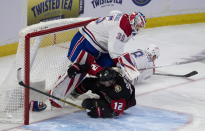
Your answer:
(68, 31), (101, 63)
(67, 32), (86, 62)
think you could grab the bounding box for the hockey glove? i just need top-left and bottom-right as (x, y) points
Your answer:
(67, 63), (89, 78)
(82, 98), (115, 118)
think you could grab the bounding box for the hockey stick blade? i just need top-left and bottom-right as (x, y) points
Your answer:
(17, 68), (84, 110)
(184, 71), (198, 77)
(154, 71), (198, 77)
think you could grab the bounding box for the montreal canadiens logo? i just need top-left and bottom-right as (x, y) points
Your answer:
(132, 0), (151, 6)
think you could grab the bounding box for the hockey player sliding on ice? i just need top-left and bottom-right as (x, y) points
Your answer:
(73, 68), (136, 118)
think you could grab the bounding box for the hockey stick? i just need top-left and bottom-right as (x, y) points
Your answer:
(139, 58), (205, 71)
(154, 71), (198, 77)
(17, 68), (85, 110)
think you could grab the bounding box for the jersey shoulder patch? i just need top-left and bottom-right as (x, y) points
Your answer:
(119, 14), (132, 37)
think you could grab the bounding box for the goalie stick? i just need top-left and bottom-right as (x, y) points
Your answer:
(17, 68), (85, 110)
(154, 71), (198, 77)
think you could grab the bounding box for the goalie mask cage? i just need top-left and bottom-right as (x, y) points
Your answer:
(0, 17), (97, 125)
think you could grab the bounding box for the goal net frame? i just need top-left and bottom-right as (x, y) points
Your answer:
(19, 17), (97, 125)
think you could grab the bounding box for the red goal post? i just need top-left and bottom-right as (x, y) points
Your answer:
(20, 17), (97, 125)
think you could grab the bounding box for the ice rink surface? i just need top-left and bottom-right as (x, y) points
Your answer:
(0, 23), (205, 131)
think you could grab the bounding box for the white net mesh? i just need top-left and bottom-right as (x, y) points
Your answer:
(0, 17), (93, 124)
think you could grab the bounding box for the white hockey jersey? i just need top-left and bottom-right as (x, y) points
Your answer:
(117, 49), (155, 85)
(79, 13), (133, 58)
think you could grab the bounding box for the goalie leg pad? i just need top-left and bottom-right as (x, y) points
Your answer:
(49, 50), (95, 107)
(49, 99), (62, 108)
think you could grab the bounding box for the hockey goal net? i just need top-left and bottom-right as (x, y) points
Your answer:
(0, 17), (96, 125)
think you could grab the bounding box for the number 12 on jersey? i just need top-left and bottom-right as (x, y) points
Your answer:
(111, 99), (126, 114)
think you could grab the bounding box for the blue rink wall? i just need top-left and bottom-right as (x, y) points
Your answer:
(20, 105), (191, 131)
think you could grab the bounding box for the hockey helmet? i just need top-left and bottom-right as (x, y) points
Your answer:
(129, 12), (146, 31)
(146, 44), (160, 59)
(96, 68), (118, 81)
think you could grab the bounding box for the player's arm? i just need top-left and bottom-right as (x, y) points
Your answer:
(116, 52), (141, 80)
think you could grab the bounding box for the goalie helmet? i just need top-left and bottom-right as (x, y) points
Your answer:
(129, 12), (146, 31)
(146, 44), (160, 59)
